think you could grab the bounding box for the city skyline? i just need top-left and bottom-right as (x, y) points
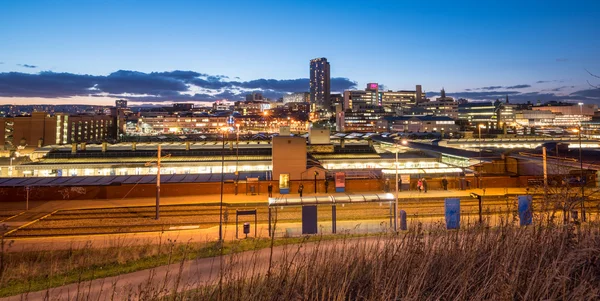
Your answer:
(1, 0), (600, 105)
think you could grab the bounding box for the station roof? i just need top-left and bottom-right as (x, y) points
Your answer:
(0, 171), (269, 187)
(268, 193), (395, 206)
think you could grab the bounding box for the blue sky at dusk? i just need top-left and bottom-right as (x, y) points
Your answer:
(1, 0), (600, 105)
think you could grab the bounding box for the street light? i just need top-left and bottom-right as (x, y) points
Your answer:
(572, 127), (586, 222)
(478, 124), (484, 189)
(470, 192), (483, 224)
(219, 126), (229, 241)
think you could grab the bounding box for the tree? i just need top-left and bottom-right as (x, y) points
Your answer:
(586, 69), (599, 88)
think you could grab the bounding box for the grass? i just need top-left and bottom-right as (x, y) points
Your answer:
(2, 206), (600, 299)
(0, 231), (369, 298)
(173, 222), (600, 300)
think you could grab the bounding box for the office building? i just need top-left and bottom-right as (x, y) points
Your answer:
(377, 115), (459, 133)
(344, 90), (378, 111)
(283, 92), (310, 104)
(0, 112), (115, 149)
(245, 92), (264, 102)
(458, 102), (498, 125)
(417, 100), (458, 119)
(309, 57), (331, 112)
(115, 99), (128, 108)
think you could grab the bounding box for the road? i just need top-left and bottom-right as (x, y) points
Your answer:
(0, 236), (387, 301)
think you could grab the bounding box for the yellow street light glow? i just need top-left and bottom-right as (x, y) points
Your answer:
(572, 128), (580, 133)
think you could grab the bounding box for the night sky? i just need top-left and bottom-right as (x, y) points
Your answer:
(1, 0), (599, 105)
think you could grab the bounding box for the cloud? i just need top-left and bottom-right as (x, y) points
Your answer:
(0, 71), (100, 98)
(96, 70), (189, 95)
(505, 84), (531, 89)
(570, 89), (600, 99)
(0, 70), (358, 103)
(18, 64), (37, 68)
(436, 87), (600, 104)
(475, 84), (530, 90)
(479, 86), (503, 90)
(536, 80), (564, 84)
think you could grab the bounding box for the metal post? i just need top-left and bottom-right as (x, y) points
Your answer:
(219, 131), (225, 241)
(268, 207), (271, 237)
(579, 127), (586, 222)
(542, 146), (548, 191)
(254, 209), (257, 237)
(332, 205), (337, 233)
(156, 144), (161, 220)
(314, 172), (318, 193)
(478, 195), (482, 224)
(26, 186), (30, 211)
(394, 149), (399, 231)
(235, 210), (239, 239)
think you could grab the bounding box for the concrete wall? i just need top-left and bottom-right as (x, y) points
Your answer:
(272, 136), (307, 181)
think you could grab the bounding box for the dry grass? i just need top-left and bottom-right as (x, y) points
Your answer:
(175, 223), (600, 300)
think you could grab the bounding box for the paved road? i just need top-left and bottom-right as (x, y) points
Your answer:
(0, 236), (386, 301)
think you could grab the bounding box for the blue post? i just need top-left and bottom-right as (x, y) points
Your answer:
(399, 210), (407, 230)
(445, 198), (461, 229)
(518, 195), (533, 226)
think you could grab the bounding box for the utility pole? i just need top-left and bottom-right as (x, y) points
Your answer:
(26, 186), (30, 211)
(394, 148), (399, 231)
(156, 144), (161, 220)
(219, 129), (226, 241)
(146, 144), (169, 220)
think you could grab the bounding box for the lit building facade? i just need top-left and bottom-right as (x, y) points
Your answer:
(458, 102), (497, 125)
(0, 112), (115, 149)
(417, 100), (458, 119)
(283, 92), (310, 104)
(377, 116), (459, 133)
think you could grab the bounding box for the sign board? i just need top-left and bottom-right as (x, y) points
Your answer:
(335, 172), (345, 188)
(279, 174), (289, 194)
(518, 195), (533, 226)
(400, 174), (410, 183)
(444, 198), (461, 229)
(335, 172), (346, 192)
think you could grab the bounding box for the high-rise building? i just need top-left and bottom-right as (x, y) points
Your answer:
(115, 99), (128, 108)
(245, 92), (263, 102)
(309, 58), (330, 112)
